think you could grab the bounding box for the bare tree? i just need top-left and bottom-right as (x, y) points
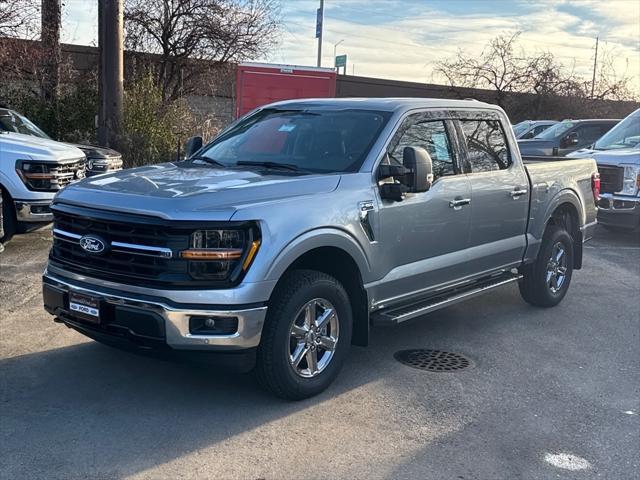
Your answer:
(587, 45), (635, 101)
(435, 32), (538, 107)
(435, 31), (637, 105)
(0, 0), (39, 38)
(124, 0), (280, 101)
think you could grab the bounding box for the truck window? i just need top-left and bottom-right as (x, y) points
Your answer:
(574, 124), (611, 145)
(459, 119), (511, 173)
(389, 118), (456, 179)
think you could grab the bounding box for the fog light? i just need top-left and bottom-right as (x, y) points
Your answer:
(189, 315), (238, 335)
(204, 317), (216, 328)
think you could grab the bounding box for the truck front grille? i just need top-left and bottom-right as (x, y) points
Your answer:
(598, 165), (624, 194)
(49, 205), (194, 287)
(53, 159), (87, 188)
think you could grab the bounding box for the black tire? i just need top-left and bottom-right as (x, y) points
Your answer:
(255, 270), (353, 400)
(0, 188), (16, 244)
(519, 225), (574, 307)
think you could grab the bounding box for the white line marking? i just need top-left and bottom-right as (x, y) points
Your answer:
(544, 452), (592, 471)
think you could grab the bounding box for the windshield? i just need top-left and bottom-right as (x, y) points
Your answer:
(513, 122), (530, 136)
(196, 108), (391, 173)
(593, 110), (640, 150)
(0, 109), (50, 139)
(534, 121), (575, 140)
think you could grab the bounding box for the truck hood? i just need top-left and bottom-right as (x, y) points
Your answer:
(0, 132), (85, 161)
(69, 143), (121, 160)
(54, 161), (342, 221)
(566, 147), (640, 166)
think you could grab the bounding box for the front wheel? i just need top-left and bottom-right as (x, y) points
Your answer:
(0, 188), (16, 244)
(256, 270), (352, 400)
(519, 225), (574, 307)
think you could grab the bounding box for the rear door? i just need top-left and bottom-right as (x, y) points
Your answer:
(455, 113), (529, 276)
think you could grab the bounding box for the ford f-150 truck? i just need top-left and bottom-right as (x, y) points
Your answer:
(1, 130), (86, 243)
(568, 108), (639, 231)
(42, 98), (599, 399)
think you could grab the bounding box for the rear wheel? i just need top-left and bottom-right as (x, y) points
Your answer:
(256, 270), (352, 400)
(519, 225), (574, 307)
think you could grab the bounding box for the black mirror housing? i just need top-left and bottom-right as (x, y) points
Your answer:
(185, 136), (203, 158)
(403, 146), (434, 193)
(564, 132), (579, 147)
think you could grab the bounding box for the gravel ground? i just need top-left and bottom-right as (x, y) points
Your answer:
(0, 225), (638, 480)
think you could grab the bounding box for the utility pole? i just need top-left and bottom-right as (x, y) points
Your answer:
(591, 35), (599, 98)
(316, 0), (324, 67)
(98, 0), (124, 149)
(41, 0), (61, 133)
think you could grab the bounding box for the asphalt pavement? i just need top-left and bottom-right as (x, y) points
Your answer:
(0, 226), (638, 480)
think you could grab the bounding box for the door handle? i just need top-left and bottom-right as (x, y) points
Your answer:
(449, 197), (471, 210)
(510, 187), (528, 198)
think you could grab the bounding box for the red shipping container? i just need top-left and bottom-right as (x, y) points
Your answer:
(235, 62), (337, 118)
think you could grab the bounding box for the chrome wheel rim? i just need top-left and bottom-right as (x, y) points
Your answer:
(546, 242), (568, 294)
(288, 298), (339, 378)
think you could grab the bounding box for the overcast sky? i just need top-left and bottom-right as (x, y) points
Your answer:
(62, 0), (640, 94)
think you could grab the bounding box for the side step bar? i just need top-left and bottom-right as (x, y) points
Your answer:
(371, 273), (522, 326)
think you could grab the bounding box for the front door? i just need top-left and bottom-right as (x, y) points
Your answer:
(372, 113), (473, 307)
(456, 116), (529, 275)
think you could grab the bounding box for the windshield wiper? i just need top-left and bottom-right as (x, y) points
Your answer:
(189, 156), (226, 167)
(235, 160), (308, 172)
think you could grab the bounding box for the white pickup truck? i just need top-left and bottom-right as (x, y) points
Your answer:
(0, 131), (86, 242)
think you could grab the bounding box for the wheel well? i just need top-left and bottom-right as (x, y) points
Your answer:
(547, 202), (582, 269)
(280, 247), (369, 346)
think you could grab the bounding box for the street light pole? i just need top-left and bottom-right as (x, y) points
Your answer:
(316, 0), (324, 67)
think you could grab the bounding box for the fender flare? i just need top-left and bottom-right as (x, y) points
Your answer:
(264, 227), (372, 283)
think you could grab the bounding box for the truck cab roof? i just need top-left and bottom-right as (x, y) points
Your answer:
(266, 97), (503, 114)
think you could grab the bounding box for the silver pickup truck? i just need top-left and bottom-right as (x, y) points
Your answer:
(42, 98), (598, 399)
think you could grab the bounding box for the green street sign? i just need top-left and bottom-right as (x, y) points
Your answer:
(335, 54), (347, 68)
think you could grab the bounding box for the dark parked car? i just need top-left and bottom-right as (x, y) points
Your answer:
(0, 108), (123, 176)
(518, 119), (619, 157)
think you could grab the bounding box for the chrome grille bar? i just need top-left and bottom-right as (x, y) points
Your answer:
(52, 228), (173, 259)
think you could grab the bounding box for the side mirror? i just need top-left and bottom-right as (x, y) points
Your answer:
(184, 136), (203, 158)
(403, 146), (434, 193)
(563, 132), (579, 147)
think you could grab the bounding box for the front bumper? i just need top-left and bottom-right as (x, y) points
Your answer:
(597, 193), (640, 230)
(43, 269), (268, 353)
(14, 199), (53, 222)
(86, 158), (124, 177)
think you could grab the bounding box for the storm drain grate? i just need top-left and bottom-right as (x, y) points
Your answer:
(394, 349), (471, 372)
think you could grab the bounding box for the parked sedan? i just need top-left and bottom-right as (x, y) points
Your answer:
(512, 120), (557, 139)
(0, 108), (123, 176)
(518, 119), (619, 157)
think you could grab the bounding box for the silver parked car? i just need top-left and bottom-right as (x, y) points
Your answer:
(512, 120), (557, 139)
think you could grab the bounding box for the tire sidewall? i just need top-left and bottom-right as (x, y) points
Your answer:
(536, 227), (574, 305)
(266, 273), (352, 398)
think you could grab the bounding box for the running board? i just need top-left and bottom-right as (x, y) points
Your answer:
(371, 273), (522, 326)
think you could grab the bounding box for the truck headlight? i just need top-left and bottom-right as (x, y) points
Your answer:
(180, 225), (261, 281)
(621, 165), (640, 195)
(15, 160), (56, 191)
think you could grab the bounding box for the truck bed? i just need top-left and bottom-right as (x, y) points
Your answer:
(522, 155), (598, 244)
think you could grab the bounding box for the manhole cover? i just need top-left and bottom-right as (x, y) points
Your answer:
(394, 349), (471, 372)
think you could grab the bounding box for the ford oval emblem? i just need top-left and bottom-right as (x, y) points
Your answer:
(79, 235), (106, 254)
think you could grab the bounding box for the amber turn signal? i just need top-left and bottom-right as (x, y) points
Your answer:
(180, 248), (243, 260)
